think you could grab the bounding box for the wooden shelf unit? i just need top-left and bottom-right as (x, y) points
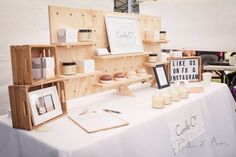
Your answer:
(8, 79), (67, 130)
(10, 45), (58, 85)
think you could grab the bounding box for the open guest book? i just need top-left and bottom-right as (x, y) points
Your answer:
(68, 111), (129, 133)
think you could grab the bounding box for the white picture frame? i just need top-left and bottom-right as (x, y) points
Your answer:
(105, 15), (144, 55)
(28, 86), (63, 126)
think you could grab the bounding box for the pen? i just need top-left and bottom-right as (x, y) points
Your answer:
(103, 109), (121, 114)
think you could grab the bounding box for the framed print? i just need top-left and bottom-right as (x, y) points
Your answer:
(105, 15), (144, 55)
(28, 86), (63, 126)
(168, 57), (201, 82)
(153, 64), (170, 89)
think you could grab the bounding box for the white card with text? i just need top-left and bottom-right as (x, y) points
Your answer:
(167, 102), (205, 155)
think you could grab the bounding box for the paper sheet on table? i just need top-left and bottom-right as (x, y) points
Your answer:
(69, 112), (129, 133)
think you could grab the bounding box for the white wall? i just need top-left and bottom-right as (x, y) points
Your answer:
(140, 0), (236, 52)
(0, 0), (113, 115)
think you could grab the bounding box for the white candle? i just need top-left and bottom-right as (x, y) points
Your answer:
(170, 90), (180, 102)
(152, 95), (165, 109)
(162, 93), (172, 105)
(179, 88), (188, 99)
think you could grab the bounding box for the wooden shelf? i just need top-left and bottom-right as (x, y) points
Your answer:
(144, 61), (169, 67)
(94, 74), (153, 89)
(59, 71), (101, 80)
(93, 52), (148, 60)
(31, 77), (63, 86)
(21, 45), (56, 48)
(53, 42), (94, 47)
(143, 40), (169, 44)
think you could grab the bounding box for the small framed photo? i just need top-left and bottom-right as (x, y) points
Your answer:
(105, 15), (144, 55)
(153, 64), (170, 89)
(28, 86), (63, 126)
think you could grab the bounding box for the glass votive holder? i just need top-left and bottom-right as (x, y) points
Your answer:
(161, 92), (172, 105)
(179, 87), (188, 99)
(170, 89), (180, 102)
(152, 94), (165, 109)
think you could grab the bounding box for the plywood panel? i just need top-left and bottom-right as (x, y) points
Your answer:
(48, 6), (163, 99)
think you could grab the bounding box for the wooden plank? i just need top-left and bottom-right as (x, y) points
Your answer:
(59, 71), (101, 80)
(93, 52), (148, 60)
(143, 40), (169, 44)
(143, 62), (169, 68)
(94, 74), (153, 89)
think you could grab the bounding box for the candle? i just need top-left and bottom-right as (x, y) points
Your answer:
(152, 95), (165, 109)
(163, 93), (172, 105)
(179, 88), (188, 99)
(170, 90), (180, 102)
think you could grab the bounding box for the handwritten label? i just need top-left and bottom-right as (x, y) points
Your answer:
(167, 103), (205, 155)
(169, 58), (199, 81)
(173, 136), (229, 155)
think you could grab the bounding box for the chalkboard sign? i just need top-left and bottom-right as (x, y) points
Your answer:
(168, 57), (201, 82)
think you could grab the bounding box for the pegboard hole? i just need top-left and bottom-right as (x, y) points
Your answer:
(114, 68), (117, 72)
(82, 14), (85, 17)
(70, 13), (73, 16)
(56, 12), (59, 15)
(73, 90), (76, 93)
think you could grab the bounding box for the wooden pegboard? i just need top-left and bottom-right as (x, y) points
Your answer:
(48, 6), (162, 99)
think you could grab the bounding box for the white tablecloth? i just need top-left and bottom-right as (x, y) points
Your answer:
(0, 82), (236, 157)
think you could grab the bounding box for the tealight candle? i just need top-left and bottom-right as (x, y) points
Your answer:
(152, 95), (165, 109)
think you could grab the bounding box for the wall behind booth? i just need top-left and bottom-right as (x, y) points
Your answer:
(0, 0), (114, 115)
(140, 0), (236, 52)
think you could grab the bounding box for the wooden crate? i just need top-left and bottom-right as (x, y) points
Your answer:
(10, 45), (58, 85)
(8, 79), (67, 130)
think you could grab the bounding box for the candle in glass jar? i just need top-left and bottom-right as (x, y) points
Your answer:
(162, 93), (172, 105)
(152, 95), (165, 109)
(170, 90), (180, 101)
(179, 88), (188, 99)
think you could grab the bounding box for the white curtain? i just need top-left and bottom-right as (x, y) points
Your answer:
(140, 0), (236, 52)
(0, 0), (114, 115)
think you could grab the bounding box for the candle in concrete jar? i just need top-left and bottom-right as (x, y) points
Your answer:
(148, 53), (157, 63)
(160, 31), (166, 40)
(62, 62), (77, 75)
(78, 29), (93, 42)
(152, 95), (165, 109)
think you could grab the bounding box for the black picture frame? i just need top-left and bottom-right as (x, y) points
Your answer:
(153, 64), (170, 89)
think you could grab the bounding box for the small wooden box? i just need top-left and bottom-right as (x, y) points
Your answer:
(10, 45), (58, 85)
(8, 79), (67, 130)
